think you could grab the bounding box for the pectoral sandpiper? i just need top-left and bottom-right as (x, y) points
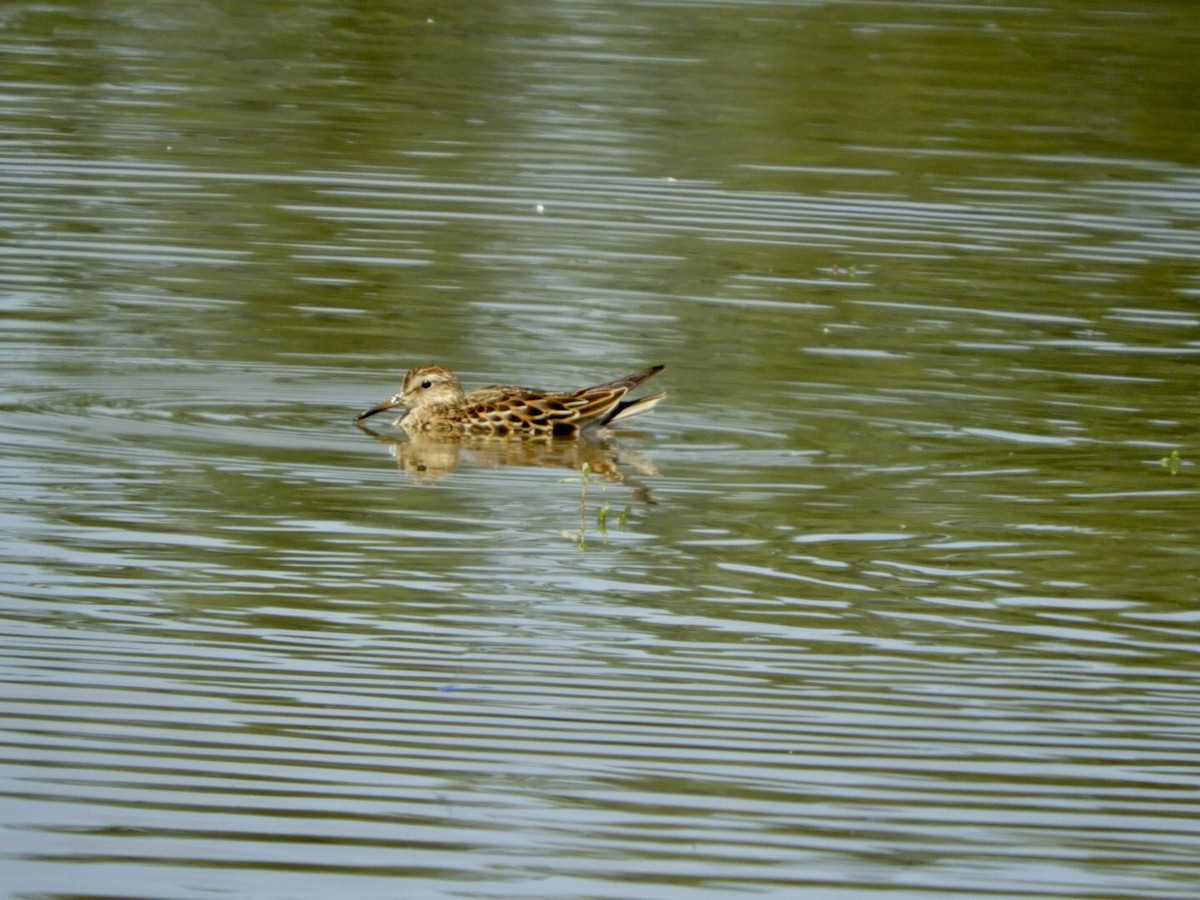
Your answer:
(356, 365), (666, 437)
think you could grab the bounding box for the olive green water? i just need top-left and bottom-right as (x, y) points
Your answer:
(2, 1), (1198, 898)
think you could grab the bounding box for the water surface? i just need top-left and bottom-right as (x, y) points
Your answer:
(2, 1), (1199, 898)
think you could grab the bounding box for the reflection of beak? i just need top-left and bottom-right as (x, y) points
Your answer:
(356, 395), (405, 421)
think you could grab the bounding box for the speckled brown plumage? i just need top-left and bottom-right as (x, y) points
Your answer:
(356, 365), (666, 436)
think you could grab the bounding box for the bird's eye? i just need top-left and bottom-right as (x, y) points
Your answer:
(421, 379), (432, 389)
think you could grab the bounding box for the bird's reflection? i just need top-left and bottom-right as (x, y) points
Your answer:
(356, 424), (661, 502)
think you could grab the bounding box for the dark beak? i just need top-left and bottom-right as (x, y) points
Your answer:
(356, 395), (405, 422)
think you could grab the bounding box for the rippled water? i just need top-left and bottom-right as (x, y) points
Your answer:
(3, 1), (1199, 898)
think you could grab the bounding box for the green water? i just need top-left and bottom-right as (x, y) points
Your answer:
(2, 1), (1198, 898)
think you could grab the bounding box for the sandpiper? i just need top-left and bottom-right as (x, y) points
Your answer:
(356, 365), (666, 437)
